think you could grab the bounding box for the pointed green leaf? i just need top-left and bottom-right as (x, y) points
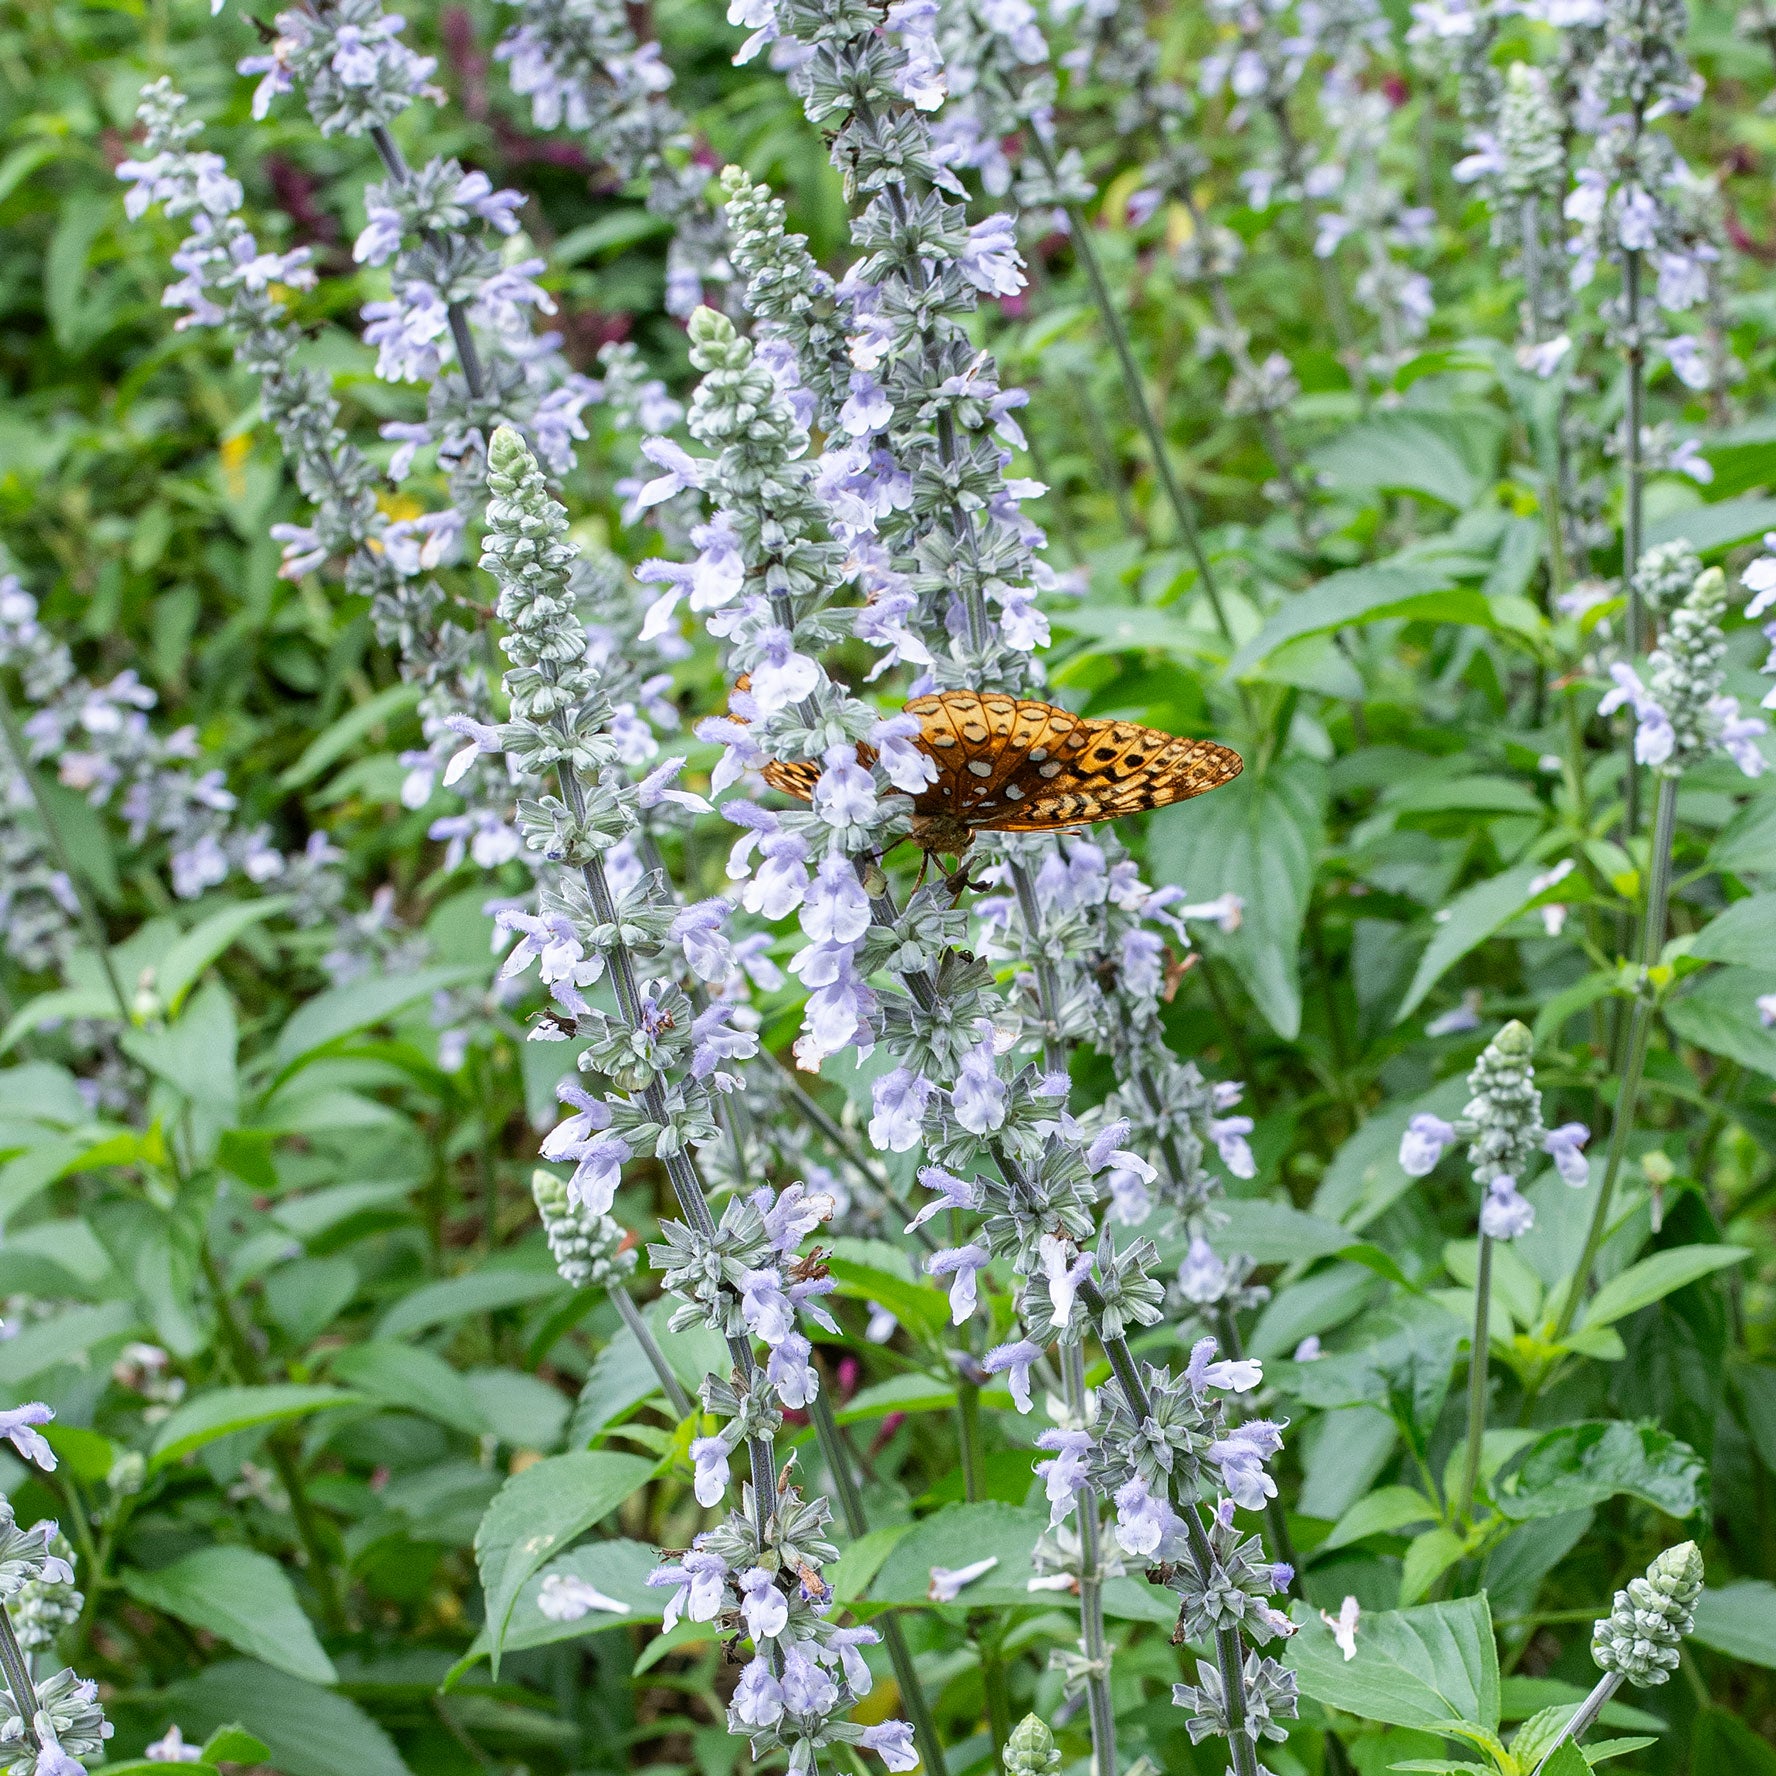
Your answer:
(475, 1450), (654, 1672)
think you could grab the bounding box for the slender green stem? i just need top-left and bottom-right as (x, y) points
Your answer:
(1528, 1671), (1622, 1776)
(1067, 368), (1144, 540)
(367, 126), (488, 401)
(0, 680), (129, 1022)
(1017, 132), (1230, 641)
(0, 1606), (39, 1750)
(609, 1285), (692, 1418)
(957, 1378), (984, 1503)
(977, 1630), (1012, 1761)
(807, 1390), (949, 1776)
(198, 1243), (348, 1631)
(1554, 772), (1678, 1338)
(1458, 1231), (1494, 1525)
(1062, 1342), (1118, 1776)
(548, 742), (776, 1544)
(1621, 237), (1645, 839)
(1081, 1280), (1261, 1776)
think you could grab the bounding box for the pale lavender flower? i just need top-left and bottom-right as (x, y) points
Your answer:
(1400, 1113), (1457, 1176)
(952, 1037), (1008, 1134)
(927, 1555), (998, 1601)
(144, 1725), (204, 1763)
(0, 1404), (56, 1471)
(1208, 1420), (1286, 1510)
(927, 1244), (991, 1324)
(738, 1566), (790, 1640)
(1479, 1175), (1535, 1240)
(1321, 1595), (1361, 1660)
(1113, 1474), (1181, 1557)
(649, 1548), (730, 1631)
(538, 1573), (631, 1620)
(1543, 1122), (1592, 1186)
(732, 1657), (786, 1727)
(1035, 1427), (1095, 1526)
(983, 1339), (1044, 1413)
(871, 1068), (935, 1151)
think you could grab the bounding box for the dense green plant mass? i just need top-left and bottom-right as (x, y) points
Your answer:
(0, 0), (1774, 1773)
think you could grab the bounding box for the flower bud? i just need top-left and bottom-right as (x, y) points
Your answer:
(1003, 1716), (1061, 1776)
(1593, 1540), (1704, 1686)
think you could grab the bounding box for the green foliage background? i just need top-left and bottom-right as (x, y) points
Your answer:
(1, 0), (1775, 1772)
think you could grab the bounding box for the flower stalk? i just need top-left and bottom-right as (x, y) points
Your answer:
(1555, 770), (1676, 1338)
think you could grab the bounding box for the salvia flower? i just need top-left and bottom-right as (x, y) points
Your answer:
(1592, 1540), (1703, 1685)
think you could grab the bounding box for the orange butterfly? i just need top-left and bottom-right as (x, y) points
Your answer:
(760, 690), (1242, 857)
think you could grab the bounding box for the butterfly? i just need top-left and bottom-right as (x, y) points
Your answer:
(760, 690), (1242, 857)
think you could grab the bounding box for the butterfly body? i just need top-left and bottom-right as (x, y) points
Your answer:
(759, 690), (1241, 855)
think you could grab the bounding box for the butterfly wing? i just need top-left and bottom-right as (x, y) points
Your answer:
(988, 719), (1242, 830)
(902, 691), (1239, 832)
(760, 759), (822, 801)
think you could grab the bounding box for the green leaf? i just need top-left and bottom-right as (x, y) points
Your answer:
(1664, 967), (1776, 1076)
(552, 209), (672, 265)
(119, 1546), (336, 1684)
(1540, 1739), (1593, 1776)
(1533, 971), (1622, 1045)
(1313, 1077), (1471, 1230)
(1230, 565), (1478, 677)
(1579, 1244), (1749, 1330)
(834, 1371), (961, 1424)
(1689, 893), (1776, 965)
(1500, 1677), (1666, 1731)
(0, 1299), (137, 1386)
(1285, 1593), (1500, 1731)
(276, 681), (421, 791)
(331, 1340), (490, 1436)
(1496, 1420), (1706, 1521)
(474, 1450), (654, 1672)
(1323, 1484), (1439, 1551)
(0, 987), (126, 1055)
(202, 1726), (273, 1764)
(466, 1368), (571, 1452)
(1692, 1708), (1776, 1776)
(463, 1537), (664, 1669)
(150, 1384), (366, 1468)
(1050, 600), (1219, 662)
(868, 1501), (1044, 1607)
(1273, 1299), (1461, 1436)
(1689, 1581), (1776, 1667)
(825, 1255), (949, 1334)
(827, 1523), (914, 1604)
(1708, 796), (1776, 874)
(1308, 410), (1502, 508)
(1147, 758), (1326, 1038)
(568, 1300), (718, 1443)
(43, 1424), (116, 1485)
(1644, 496), (1776, 555)
(270, 963), (480, 1075)
(1395, 863), (1545, 1023)
(153, 898), (290, 1014)
(44, 193), (109, 352)
(1387, 775), (1545, 819)
(376, 1267), (567, 1339)
(167, 1659), (412, 1776)
(1215, 1198), (1353, 1263)
(89, 1763), (220, 1775)
(0, 140), (58, 206)
(1399, 1526), (1469, 1606)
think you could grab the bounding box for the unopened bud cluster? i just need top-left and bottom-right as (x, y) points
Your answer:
(1593, 1540), (1704, 1686)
